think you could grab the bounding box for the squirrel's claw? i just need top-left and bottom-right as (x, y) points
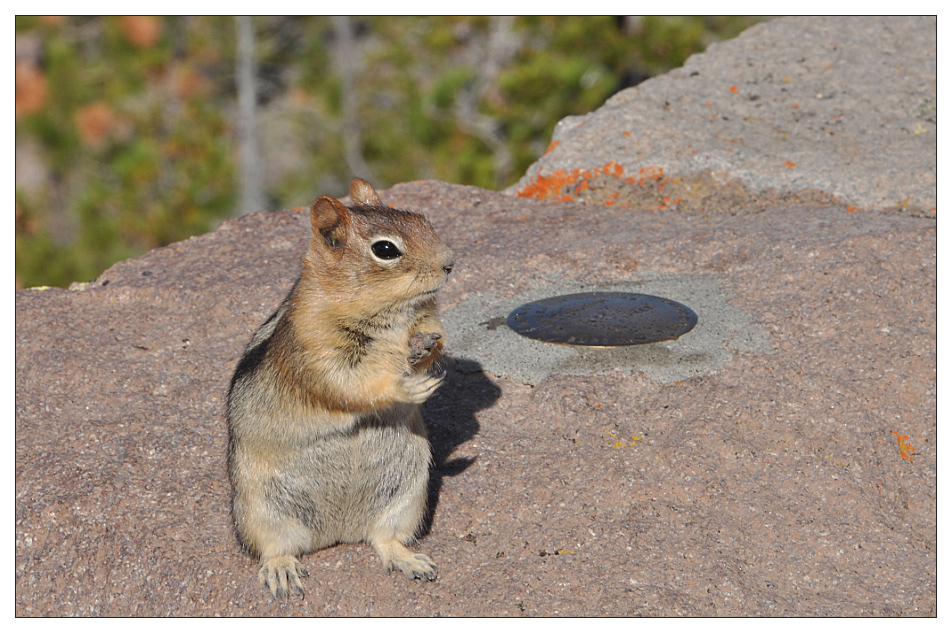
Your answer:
(259, 555), (307, 600)
(408, 331), (442, 365)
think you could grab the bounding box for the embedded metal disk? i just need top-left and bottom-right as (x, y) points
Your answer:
(507, 292), (697, 347)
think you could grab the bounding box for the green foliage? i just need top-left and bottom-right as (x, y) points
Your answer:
(16, 17), (236, 288)
(16, 16), (764, 288)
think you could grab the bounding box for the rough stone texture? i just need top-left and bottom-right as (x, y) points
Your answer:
(16, 16), (935, 616)
(510, 16), (936, 217)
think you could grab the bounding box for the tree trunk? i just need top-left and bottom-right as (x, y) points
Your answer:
(235, 16), (266, 215)
(332, 16), (374, 183)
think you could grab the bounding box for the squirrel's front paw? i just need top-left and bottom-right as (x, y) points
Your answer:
(400, 371), (445, 404)
(408, 332), (442, 365)
(259, 555), (308, 600)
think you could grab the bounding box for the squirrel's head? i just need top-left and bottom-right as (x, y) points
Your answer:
(303, 178), (455, 312)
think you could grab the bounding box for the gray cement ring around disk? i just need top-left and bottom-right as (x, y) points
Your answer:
(441, 273), (772, 386)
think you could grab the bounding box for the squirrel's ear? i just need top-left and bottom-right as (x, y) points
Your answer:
(349, 178), (383, 206)
(309, 196), (350, 252)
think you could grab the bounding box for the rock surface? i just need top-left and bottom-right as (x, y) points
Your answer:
(16, 17), (935, 616)
(511, 16), (936, 217)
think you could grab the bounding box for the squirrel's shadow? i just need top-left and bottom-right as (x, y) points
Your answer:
(418, 356), (500, 538)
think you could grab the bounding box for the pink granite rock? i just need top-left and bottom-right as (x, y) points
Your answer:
(16, 16), (935, 616)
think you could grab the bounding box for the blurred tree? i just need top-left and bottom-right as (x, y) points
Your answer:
(15, 16), (764, 288)
(235, 16), (266, 216)
(16, 16), (236, 288)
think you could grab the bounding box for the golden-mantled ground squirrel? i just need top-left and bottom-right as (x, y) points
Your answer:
(226, 178), (454, 599)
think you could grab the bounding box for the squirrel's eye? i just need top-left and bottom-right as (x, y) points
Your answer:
(371, 240), (403, 260)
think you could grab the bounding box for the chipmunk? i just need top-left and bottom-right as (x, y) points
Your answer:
(226, 178), (454, 599)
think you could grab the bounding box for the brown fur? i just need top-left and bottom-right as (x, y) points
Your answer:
(227, 178), (454, 599)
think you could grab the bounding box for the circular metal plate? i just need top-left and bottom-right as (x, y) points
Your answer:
(507, 292), (697, 347)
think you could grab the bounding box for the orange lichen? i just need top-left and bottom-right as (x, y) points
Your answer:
(625, 166), (665, 187)
(892, 431), (915, 461)
(516, 161), (679, 211)
(542, 140), (561, 156)
(518, 161), (632, 200)
(784, 161), (796, 168)
(729, 85), (739, 94)
(517, 169), (583, 199)
(846, 205), (857, 213)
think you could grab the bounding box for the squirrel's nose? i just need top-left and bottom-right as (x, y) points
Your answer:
(441, 248), (455, 275)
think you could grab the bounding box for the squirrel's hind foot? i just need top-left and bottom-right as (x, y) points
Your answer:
(376, 541), (437, 581)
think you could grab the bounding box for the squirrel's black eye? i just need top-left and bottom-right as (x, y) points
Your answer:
(371, 240), (403, 260)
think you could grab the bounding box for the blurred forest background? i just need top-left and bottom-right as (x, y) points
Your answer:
(15, 16), (763, 289)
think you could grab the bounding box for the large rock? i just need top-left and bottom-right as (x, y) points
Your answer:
(511, 16), (936, 217)
(16, 17), (935, 616)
